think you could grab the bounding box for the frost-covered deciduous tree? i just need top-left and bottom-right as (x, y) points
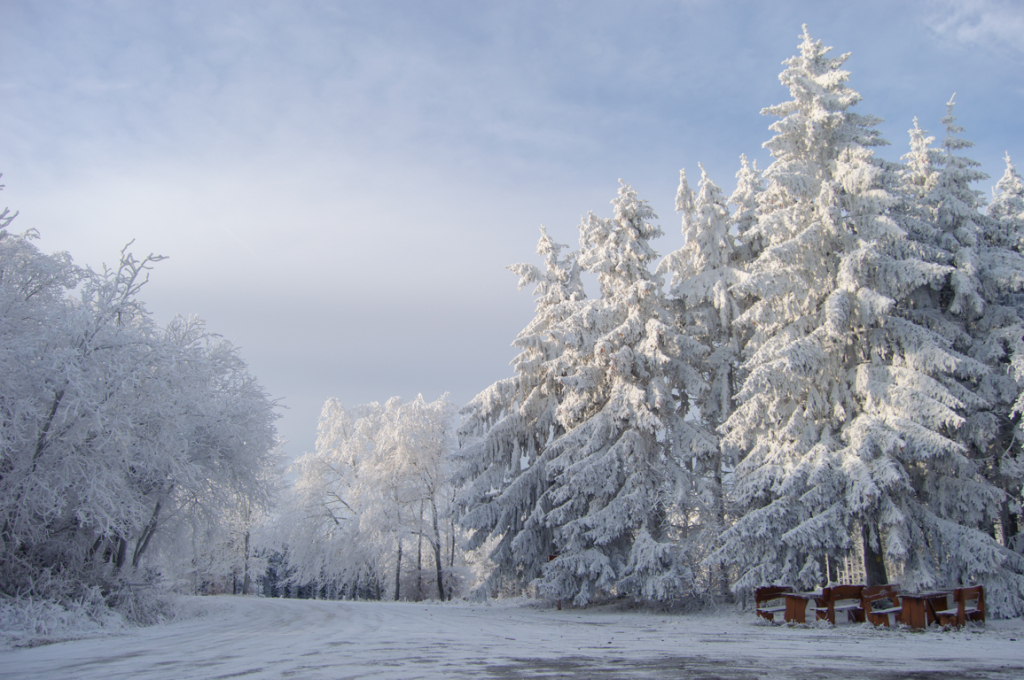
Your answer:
(0, 194), (279, 605)
(381, 395), (461, 601)
(455, 226), (584, 595)
(281, 395), (465, 601)
(537, 182), (702, 606)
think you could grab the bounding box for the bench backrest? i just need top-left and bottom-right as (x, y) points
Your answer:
(956, 585), (984, 614)
(827, 584), (864, 602)
(862, 584), (900, 608)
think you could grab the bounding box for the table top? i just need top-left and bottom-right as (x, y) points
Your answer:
(901, 590), (952, 598)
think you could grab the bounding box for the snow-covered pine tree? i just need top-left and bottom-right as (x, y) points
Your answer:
(538, 181), (702, 606)
(899, 119), (948, 252)
(454, 226), (584, 595)
(893, 103), (1024, 610)
(988, 154), (1024, 253)
(729, 154), (765, 265)
(984, 154), (1024, 559)
(658, 166), (747, 597)
(712, 27), (890, 590)
(711, 27), (991, 595)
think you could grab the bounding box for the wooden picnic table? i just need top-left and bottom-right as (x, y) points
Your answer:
(899, 590), (952, 629)
(783, 592), (822, 624)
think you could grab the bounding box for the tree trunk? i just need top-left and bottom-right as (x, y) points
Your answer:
(416, 500), (424, 600)
(826, 553), (838, 584)
(449, 519), (456, 568)
(1002, 496), (1020, 549)
(2, 390), (65, 546)
(712, 448), (729, 599)
(447, 519), (456, 601)
(114, 535), (128, 571)
(132, 499), (162, 569)
(431, 500), (445, 601)
(31, 390), (65, 464)
(862, 522), (889, 586)
(394, 540), (403, 601)
(242, 529), (251, 595)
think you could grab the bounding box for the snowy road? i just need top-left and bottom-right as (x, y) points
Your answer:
(2, 596), (1023, 679)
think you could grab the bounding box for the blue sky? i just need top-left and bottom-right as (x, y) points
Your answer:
(2, 0), (1023, 461)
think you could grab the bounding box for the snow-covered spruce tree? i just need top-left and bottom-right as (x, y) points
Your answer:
(537, 182), (703, 606)
(729, 154), (765, 265)
(988, 154), (1024, 250)
(658, 166), (747, 598)
(904, 104), (1024, 613)
(984, 154), (1024, 557)
(455, 226), (584, 595)
(710, 27), (999, 596)
(890, 103), (1024, 614)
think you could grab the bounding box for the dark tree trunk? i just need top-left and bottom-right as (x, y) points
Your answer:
(416, 500), (424, 600)
(394, 540), (403, 601)
(1002, 497), (1020, 549)
(242, 529), (251, 595)
(114, 535), (128, 570)
(713, 448), (729, 599)
(826, 553), (838, 584)
(431, 500), (445, 601)
(862, 522), (889, 586)
(450, 519), (456, 568)
(132, 500), (162, 568)
(447, 519), (456, 601)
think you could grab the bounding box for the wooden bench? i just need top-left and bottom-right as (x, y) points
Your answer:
(755, 586), (792, 622)
(814, 585), (865, 625)
(935, 585), (984, 628)
(861, 584), (902, 627)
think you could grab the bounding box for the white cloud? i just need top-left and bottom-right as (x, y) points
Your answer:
(925, 0), (1024, 54)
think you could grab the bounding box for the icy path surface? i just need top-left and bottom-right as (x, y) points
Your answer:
(2, 596), (1023, 679)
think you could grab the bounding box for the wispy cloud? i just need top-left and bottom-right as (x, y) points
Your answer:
(925, 0), (1024, 54)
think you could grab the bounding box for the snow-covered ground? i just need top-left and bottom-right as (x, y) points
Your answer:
(2, 596), (1023, 679)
